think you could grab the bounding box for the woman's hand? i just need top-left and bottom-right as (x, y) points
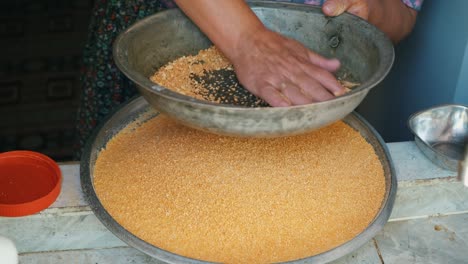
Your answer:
(323, 0), (371, 20)
(231, 27), (344, 107)
(322, 0), (418, 43)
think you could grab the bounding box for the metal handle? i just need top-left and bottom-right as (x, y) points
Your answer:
(459, 144), (468, 187)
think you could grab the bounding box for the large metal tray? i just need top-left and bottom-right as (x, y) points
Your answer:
(81, 96), (396, 264)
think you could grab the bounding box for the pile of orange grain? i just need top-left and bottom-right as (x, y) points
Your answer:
(93, 115), (385, 263)
(150, 46), (233, 103)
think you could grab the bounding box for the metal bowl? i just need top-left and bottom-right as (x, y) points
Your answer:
(81, 96), (397, 264)
(408, 104), (468, 171)
(113, 1), (394, 137)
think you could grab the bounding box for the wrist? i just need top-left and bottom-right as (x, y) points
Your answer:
(220, 21), (267, 64)
(229, 24), (272, 65)
(368, 0), (417, 43)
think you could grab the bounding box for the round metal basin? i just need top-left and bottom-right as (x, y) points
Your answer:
(81, 96), (397, 264)
(113, 1), (394, 137)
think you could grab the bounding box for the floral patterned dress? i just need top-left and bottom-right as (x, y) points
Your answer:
(75, 0), (423, 159)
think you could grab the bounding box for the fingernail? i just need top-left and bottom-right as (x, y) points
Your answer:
(323, 3), (336, 16)
(331, 58), (341, 66)
(333, 89), (346, 97)
(329, 58), (341, 70)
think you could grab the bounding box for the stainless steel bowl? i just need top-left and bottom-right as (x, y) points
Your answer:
(81, 96), (397, 264)
(408, 104), (468, 171)
(113, 1), (394, 137)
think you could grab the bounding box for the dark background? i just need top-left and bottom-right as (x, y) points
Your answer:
(0, 0), (93, 161)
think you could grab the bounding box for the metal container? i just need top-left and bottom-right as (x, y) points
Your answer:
(459, 145), (468, 187)
(81, 96), (397, 264)
(113, 1), (394, 137)
(408, 104), (468, 172)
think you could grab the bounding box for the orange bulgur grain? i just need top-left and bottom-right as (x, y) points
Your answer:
(150, 46), (233, 103)
(93, 115), (385, 263)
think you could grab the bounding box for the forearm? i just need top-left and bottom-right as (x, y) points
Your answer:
(368, 0), (418, 43)
(173, 0), (264, 60)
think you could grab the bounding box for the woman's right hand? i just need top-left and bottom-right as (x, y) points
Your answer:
(174, 0), (345, 107)
(231, 27), (345, 107)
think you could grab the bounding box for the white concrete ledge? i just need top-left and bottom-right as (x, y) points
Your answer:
(2, 141), (465, 264)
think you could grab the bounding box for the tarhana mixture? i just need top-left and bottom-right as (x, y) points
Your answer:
(93, 115), (385, 263)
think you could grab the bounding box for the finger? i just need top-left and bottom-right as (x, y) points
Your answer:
(257, 85), (291, 107)
(347, 2), (369, 20)
(296, 62), (345, 96)
(277, 82), (314, 106)
(322, 0), (354, 17)
(283, 37), (341, 72)
(293, 74), (335, 102)
(307, 53), (341, 72)
(312, 69), (346, 96)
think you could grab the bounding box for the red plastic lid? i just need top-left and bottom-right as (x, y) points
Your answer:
(0, 151), (62, 217)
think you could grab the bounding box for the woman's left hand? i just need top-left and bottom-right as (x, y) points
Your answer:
(322, 0), (371, 20)
(321, 0), (418, 43)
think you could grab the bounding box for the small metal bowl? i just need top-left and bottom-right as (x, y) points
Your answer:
(408, 104), (468, 171)
(113, 1), (394, 137)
